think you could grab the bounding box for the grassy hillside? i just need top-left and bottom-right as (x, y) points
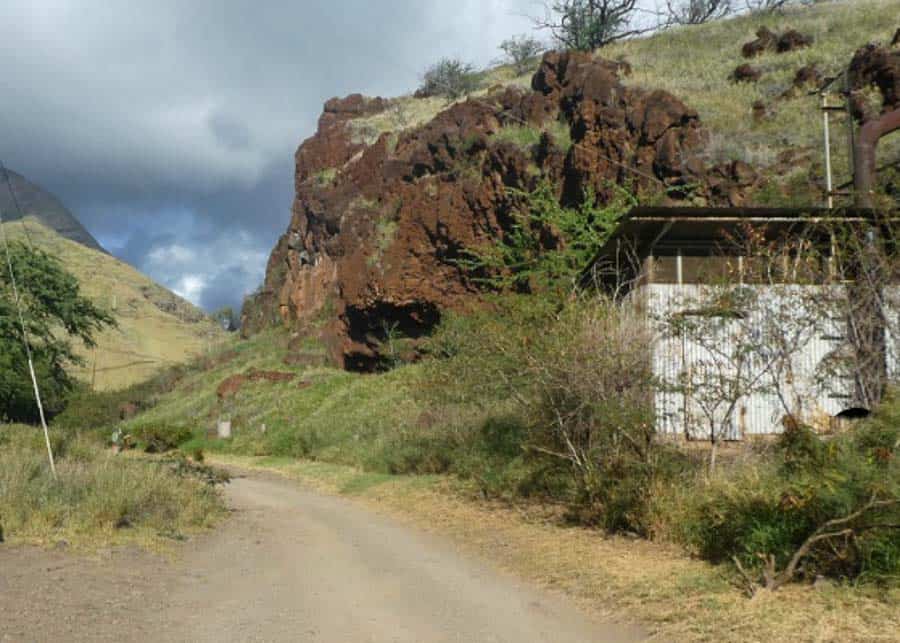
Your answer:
(349, 0), (899, 204)
(2, 217), (226, 390)
(119, 329), (424, 470)
(606, 0), (899, 194)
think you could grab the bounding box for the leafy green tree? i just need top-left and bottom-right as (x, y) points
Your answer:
(499, 35), (545, 76)
(0, 241), (114, 422)
(461, 181), (632, 296)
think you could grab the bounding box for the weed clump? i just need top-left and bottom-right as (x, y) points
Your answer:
(418, 58), (480, 100)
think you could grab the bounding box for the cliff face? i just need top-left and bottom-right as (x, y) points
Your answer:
(244, 51), (757, 369)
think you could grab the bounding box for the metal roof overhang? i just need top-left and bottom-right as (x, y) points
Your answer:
(598, 206), (888, 255)
(581, 205), (897, 287)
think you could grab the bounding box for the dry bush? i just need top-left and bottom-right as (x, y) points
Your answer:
(424, 295), (690, 532)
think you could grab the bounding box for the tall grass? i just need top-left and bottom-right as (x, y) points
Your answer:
(0, 425), (226, 547)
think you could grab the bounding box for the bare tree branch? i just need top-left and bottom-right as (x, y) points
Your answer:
(532, 0), (658, 50)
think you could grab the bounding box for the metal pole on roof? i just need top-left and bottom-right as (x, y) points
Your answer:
(844, 70), (856, 189)
(821, 91), (834, 209)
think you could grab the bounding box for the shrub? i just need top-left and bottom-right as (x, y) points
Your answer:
(669, 416), (900, 591)
(459, 181), (630, 295)
(130, 422), (193, 453)
(499, 35), (545, 76)
(424, 294), (687, 532)
(532, 0), (651, 51)
(418, 58), (479, 100)
(54, 381), (157, 432)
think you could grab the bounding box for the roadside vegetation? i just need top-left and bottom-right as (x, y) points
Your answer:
(0, 424), (226, 548)
(0, 235), (226, 549)
(48, 206), (900, 640)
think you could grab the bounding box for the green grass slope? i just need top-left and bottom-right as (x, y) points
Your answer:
(119, 330), (426, 471)
(2, 217), (225, 390)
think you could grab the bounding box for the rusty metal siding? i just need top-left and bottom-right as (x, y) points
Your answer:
(642, 283), (857, 437)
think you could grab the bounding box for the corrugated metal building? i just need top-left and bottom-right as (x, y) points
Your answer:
(584, 207), (891, 439)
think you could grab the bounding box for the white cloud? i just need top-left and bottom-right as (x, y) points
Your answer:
(147, 244), (196, 266)
(173, 274), (207, 302)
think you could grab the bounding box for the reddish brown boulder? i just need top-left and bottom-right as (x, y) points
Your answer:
(776, 29), (813, 53)
(847, 43), (900, 121)
(752, 100), (768, 123)
(732, 64), (762, 83)
(244, 51), (753, 369)
(741, 27), (812, 58)
(793, 63), (822, 88)
(742, 27), (778, 58)
(779, 64), (823, 99)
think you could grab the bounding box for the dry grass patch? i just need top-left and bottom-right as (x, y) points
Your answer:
(212, 454), (900, 642)
(0, 425), (227, 550)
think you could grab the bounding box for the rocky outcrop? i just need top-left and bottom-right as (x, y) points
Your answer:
(741, 26), (812, 58)
(742, 27), (778, 58)
(245, 51), (756, 370)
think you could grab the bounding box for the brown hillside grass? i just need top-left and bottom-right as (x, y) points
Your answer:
(2, 218), (226, 390)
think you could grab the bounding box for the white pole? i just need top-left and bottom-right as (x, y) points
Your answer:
(676, 248), (683, 286)
(0, 168), (57, 479)
(822, 92), (834, 209)
(28, 357), (57, 477)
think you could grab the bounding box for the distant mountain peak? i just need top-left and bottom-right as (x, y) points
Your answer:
(0, 168), (106, 253)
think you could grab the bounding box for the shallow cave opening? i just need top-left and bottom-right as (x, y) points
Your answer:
(343, 301), (442, 372)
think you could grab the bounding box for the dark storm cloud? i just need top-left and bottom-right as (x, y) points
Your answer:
(0, 1), (535, 312)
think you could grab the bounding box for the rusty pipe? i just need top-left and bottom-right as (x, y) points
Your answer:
(854, 107), (900, 208)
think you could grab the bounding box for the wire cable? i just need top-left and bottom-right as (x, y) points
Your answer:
(0, 161), (57, 478)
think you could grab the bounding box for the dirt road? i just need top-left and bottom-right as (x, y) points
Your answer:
(1, 470), (644, 642)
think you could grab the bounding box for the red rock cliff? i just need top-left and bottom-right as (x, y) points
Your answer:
(243, 51), (755, 369)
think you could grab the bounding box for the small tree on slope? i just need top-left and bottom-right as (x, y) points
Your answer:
(0, 241), (114, 422)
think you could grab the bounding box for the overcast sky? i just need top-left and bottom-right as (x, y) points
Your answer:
(0, 1), (535, 312)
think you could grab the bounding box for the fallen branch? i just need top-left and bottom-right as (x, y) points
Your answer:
(738, 495), (900, 594)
